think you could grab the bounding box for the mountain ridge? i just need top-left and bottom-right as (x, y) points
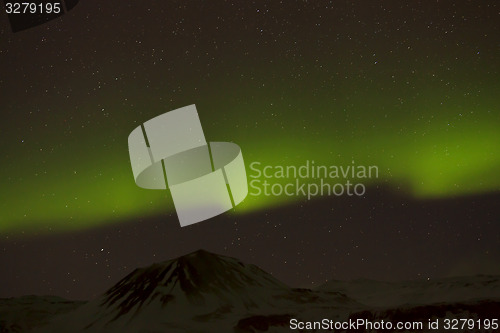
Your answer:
(0, 250), (496, 332)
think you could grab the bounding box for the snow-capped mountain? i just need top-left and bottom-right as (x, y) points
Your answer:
(3, 250), (496, 332)
(319, 275), (500, 307)
(33, 250), (353, 332)
(100, 249), (289, 316)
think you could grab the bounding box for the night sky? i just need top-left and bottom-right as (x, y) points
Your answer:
(0, 1), (499, 300)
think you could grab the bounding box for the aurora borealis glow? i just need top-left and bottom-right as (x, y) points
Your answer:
(1, 0), (498, 233)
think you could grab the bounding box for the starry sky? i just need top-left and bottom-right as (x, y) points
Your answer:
(0, 1), (499, 300)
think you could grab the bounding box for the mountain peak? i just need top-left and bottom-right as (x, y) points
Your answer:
(187, 248), (210, 255)
(178, 248), (219, 263)
(97, 250), (289, 322)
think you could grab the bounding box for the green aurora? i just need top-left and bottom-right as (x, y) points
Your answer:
(2, 88), (498, 233)
(1, 1), (499, 234)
